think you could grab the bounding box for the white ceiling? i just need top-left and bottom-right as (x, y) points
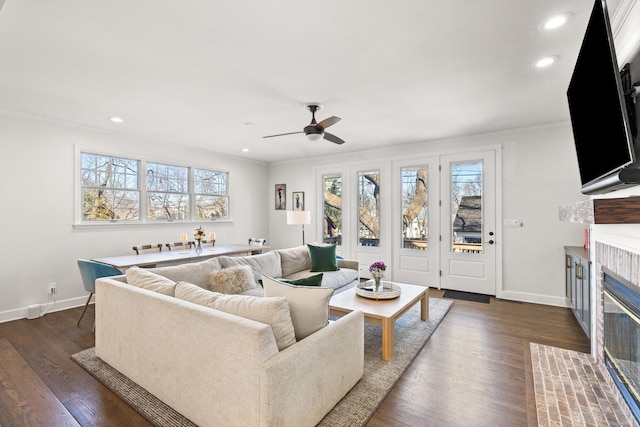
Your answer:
(0, 0), (611, 163)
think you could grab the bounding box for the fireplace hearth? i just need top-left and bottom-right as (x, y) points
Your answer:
(604, 268), (640, 423)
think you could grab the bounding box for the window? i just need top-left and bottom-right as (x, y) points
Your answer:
(81, 153), (139, 221)
(194, 169), (228, 219)
(450, 160), (483, 253)
(358, 170), (380, 247)
(146, 162), (189, 220)
(323, 174), (342, 245)
(401, 166), (428, 250)
(79, 151), (229, 223)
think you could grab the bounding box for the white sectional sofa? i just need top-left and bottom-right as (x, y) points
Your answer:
(94, 245), (364, 426)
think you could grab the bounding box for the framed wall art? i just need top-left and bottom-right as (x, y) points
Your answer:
(275, 184), (286, 210)
(292, 191), (304, 211)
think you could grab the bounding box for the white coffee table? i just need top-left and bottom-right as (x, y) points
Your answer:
(329, 281), (429, 361)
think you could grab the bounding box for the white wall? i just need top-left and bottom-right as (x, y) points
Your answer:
(269, 123), (588, 306)
(0, 114), (269, 322)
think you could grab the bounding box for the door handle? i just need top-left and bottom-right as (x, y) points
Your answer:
(488, 240), (495, 245)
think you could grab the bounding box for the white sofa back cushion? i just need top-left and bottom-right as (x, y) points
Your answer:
(146, 258), (221, 288)
(175, 281), (297, 351)
(276, 246), (311, 277)
(125, 267), (176, 296)
(262, 275), (334, 340)
(218, 251), (282, 284)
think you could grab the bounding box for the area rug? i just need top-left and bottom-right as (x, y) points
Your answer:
(71, 298), (453, 427)
(442, 289), (491, 304)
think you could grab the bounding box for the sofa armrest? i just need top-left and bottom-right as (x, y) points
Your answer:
(337, 258), (359, 272)
(258, 310), (364, 427)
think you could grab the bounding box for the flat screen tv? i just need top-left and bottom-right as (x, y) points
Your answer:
(567, 0), (640, 194)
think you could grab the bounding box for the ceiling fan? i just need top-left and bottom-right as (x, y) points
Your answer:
(263, 104), (345, 145)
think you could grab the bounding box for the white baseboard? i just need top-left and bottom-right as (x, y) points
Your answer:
(498, 290), (568, 308)
(0, 296), (90, 324)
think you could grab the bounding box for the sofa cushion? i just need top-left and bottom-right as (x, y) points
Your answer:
(218, 251), (282, 284)
(284, 268), (358, 291)
(280, 273), (323, 286)
(175, 281), (296, 351)
(125, 267), (176, 296)
(208, 265), (257, 295)
(276, 246), (311, 277)
(262, 275), (334, 340)
(146, 258), (221, 288)
(307, 244), (339, 272)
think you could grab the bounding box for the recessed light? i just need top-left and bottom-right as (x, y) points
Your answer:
(109, 116), (124, 123)
(540, 13), (572, 31)
(242, 148), (249, 152)
(533, 56), (558, 68)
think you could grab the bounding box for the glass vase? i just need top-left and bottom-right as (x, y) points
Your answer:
(195, 240), (203, 253)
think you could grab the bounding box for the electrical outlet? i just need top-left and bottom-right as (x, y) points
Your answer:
(48, 282), (56, 295)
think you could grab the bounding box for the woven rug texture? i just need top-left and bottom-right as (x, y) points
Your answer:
(72, 297), (453, 427)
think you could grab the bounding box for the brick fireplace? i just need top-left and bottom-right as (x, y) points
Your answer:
(593, 242), (640, 423)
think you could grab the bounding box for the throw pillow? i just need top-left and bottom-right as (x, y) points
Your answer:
(175, 281), (296, 351)
(125, 266), (177, 296)
(208, 265), (257, 294)
(262, 274), (334, 340)
(307, 244), (339, 272)
(280, 273), (323, 286)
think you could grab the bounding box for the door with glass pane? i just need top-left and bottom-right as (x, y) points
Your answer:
(440, 151), (496, 294)
(392, 159), (439, 286)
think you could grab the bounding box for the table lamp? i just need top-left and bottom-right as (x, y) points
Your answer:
(287, 211), (311, 245)
(209, 232), (216, 246)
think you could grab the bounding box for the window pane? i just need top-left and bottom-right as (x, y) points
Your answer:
(323, 175), (342, 245)
(358, 170), (380, 247)
(194, 169), (227, 195)
(451, 160), (483, 254)
(148, 192), (189, 220)
(82, 189), (139, 221)
(401, 166), (428, 250)
(81, 153), (138, 189)
(196, 195), (228, 219)
(146, 163), (188, 192)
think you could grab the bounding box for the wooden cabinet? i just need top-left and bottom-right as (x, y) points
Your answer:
(565, 246), (590, 338)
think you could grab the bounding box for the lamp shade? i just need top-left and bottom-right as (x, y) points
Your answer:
(306, 132), (323, 142)
(287, 210), (311, 225)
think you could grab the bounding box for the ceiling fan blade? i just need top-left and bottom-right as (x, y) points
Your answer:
(263, 131), (303, 139)
(317, 116), (341, 130)
(323, 132), (345, 145)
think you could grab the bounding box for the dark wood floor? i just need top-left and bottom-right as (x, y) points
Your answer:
(0, 290), (589, 427)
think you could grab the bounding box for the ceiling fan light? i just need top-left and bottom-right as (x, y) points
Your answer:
(306, 132), (323, 142)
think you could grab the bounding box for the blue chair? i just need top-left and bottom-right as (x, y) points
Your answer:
(77, 259), (122, 327)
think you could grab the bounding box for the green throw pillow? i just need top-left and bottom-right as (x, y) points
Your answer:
(281, 273), (324, 286)
(307, 244), (339, 272)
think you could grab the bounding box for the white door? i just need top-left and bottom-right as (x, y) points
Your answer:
(440, 150), (497, 295)
(392, 158), (440, 286)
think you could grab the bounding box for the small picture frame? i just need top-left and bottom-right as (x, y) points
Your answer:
(275, 184), (286, 210)
(292, 192), (304, 211)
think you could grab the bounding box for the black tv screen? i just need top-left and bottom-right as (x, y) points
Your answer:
(567, 0), (636, 189)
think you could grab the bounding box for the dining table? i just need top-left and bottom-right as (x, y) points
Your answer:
(91, 243), (268, 271)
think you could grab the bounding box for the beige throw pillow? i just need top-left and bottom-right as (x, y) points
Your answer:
(175, 281), (296, 351)
(208, 265), (257, 294)
(125, 266), (177, 296)
(262, 274), (334, 340)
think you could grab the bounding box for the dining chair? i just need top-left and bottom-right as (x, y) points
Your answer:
(132, 243), (163, 255)
(76, 259), (122, 329)
(248, 238), (266, 255)
(166, 241), (193, 251)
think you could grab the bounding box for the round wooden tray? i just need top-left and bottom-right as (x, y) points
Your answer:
(356, 280), (401, 300)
